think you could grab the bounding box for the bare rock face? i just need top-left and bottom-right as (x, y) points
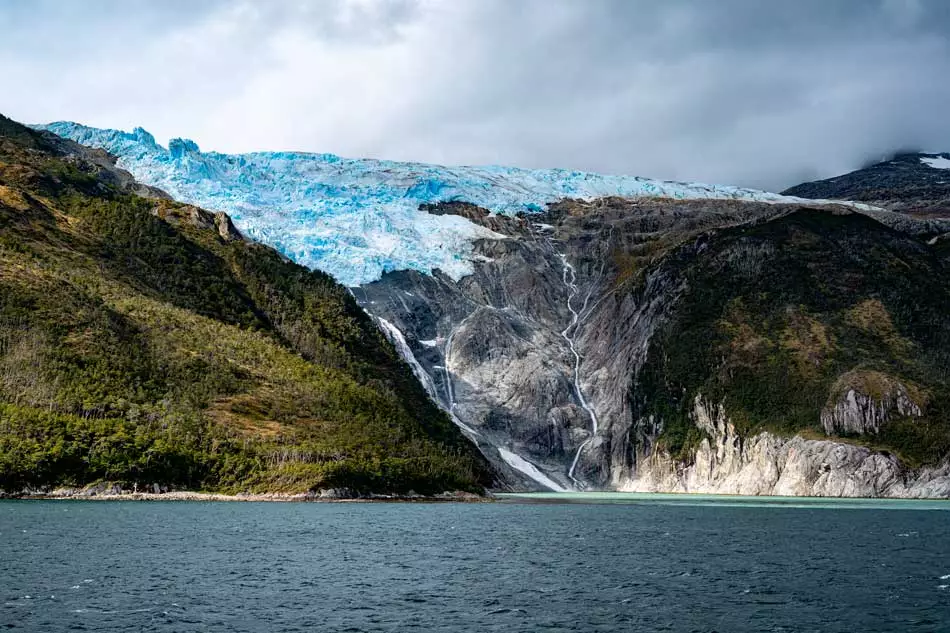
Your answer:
(214, 212), (243, 241)
(357, 198), (950, 496)
(820, 370), (923, 435)
(356, 198), (799, 491)
(623, 395), (950, 497)
(355, 214), (589, 491)
(149, 203), (245, 243)
(186, 205), (216, 230)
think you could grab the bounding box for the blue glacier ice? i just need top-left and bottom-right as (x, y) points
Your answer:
(38, 121), (842, 286)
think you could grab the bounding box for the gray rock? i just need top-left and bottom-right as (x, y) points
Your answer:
(214, 212), (243, 241)
(625, 395), (950, 497)
(356, 198), (950, 497)
(316, 488), (352, 499)
(186, 206), (215, 230)
(820, 372), (923, 435)
(355, 198), (775, 491)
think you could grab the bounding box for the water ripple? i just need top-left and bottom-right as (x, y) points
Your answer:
(1, 500), (949, 632)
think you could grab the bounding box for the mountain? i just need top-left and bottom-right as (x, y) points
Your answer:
(358, 199), (950, 496)
(36, 121), (950, 497)
(0, 114), (490, 496)
(783, 152), (950, 218)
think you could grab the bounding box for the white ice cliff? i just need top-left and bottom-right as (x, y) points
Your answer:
(37, 121), (843, 286)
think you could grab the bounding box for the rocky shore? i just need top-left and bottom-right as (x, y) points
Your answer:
(0, 484), (487, 503)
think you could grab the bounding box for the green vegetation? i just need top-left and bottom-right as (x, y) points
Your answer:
(0, 114), (489, 495)
(633, 210), (950, 466)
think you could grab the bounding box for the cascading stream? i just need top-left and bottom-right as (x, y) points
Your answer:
(558, 254), (599, 489)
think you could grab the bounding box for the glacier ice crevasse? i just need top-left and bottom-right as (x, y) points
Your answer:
(33, 121), (869, 287)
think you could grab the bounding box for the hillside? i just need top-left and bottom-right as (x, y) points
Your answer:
(783, 152), (950, 218)
(0, 114), (490, 496)
(632, 208), (950, 469)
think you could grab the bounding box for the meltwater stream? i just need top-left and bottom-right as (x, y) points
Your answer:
(559, 254), (599, 488)
(2, 497), (949, 633)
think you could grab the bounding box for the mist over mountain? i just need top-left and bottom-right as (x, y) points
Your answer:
(4, 1), (950, 191)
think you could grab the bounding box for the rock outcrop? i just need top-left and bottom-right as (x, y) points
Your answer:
(820, 371), (923, 435)
(624, 396), (950, 498)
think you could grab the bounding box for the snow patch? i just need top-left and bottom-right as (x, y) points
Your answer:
(375, 317), (440, 402)
(921, 156), (950, 170)
(498, 448), (568, 492)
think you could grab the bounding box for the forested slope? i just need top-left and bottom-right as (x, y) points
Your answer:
(0, 114), (490, 495)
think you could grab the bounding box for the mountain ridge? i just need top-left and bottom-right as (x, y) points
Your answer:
(783, 152), (950, 218)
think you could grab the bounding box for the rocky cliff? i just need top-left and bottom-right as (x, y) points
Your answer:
(356, 198), (950, 496)
(625, 396), (950, 497)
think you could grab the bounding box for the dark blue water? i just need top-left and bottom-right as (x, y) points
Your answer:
(2, 498), (949, 632)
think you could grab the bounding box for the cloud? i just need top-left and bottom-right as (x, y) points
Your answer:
(1, 0), (949, 190)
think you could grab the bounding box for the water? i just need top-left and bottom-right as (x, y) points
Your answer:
(558, 254), (598, 489)
(2, 496), (949, 632)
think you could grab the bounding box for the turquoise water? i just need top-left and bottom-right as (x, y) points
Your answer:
(499, 491), (950, 510)
(2, 497), (949, 632)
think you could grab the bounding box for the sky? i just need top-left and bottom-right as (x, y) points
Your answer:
(1, 0), (949, 191)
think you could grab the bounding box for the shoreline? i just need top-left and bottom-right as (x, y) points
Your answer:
(5, 489), (950, 504)
(498, 491), (950, 504)
(1, 488), (490, 503)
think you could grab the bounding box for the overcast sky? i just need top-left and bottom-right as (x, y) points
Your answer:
(2, 0), (949, 190)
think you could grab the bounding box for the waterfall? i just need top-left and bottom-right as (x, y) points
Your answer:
(558, 254), (599, 489)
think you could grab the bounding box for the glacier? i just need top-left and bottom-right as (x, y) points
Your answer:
(39, 121), (851, 286)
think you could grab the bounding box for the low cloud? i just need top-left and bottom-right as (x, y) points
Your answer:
(2, 0), (949, 190)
